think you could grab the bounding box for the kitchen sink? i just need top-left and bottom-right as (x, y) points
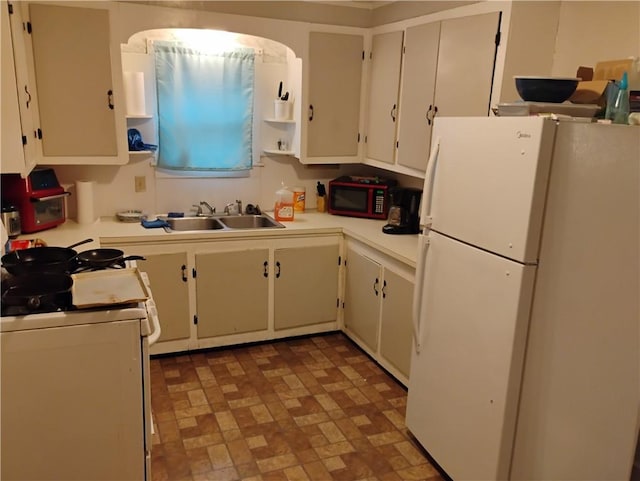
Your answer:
(218, 215), (284, 229)
(160, 216), (225, 231)
(159, 214), (284, 232)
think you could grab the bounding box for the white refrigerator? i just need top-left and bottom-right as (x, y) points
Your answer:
(406, 117), (639, 480)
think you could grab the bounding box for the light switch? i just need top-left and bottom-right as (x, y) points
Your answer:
(134, 176), (146, 193)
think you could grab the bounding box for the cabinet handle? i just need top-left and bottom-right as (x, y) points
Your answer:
(181, 264), (187, 282)
(24, 86), (32, 108)
(107, 89), (114, 110)
(373, 278), (379, 296)
(308, 104), (314, 121)
(426, 105), (433, 125)
(276, 261), (281, 278)
(390, 104), (397, 122)
(263, 261), (268, 278)
(382, 280), (387, 298)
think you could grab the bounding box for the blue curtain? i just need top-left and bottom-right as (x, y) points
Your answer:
(154, 41), (254, 171)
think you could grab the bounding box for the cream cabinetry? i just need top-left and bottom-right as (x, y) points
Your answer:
(342, 240), (414, 385)
(304, 31), (364, 163)
(365, 12), (501, 173)
(195, 248), (269, 338)
(110, 235), (341, 354)
(135, 252), (190, 346)
(274, 244), (340, 330)
(14, 2), (127, 165)
(2, 1), (36, 176)
(364, 30), (404, 165)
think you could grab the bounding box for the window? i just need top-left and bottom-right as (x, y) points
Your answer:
(153, 40), (255, 172)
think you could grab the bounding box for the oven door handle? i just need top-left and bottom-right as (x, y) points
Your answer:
(30, 192), (71, 202)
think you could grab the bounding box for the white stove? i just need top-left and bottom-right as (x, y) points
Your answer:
(0, 266), (160, 481)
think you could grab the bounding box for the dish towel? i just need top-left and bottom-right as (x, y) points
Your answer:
(141, 218), (169, 229)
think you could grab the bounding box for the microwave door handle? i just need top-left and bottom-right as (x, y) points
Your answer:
(30, 192), (71, 202)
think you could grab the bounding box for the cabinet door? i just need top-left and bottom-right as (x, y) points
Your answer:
(365, 31), (403, 165)
(343, 247), (382, 352)
(137, 253), (190, 343)
(195, 249), (269, 338)
(307, 32), (363, 158)
(396, 22), (441, 172)
(379, 268), (414, 378)
(1, 1), (26, 175)
(22, 3), (127, 164)
(274, 244), (339, 330)
(433, 12), (501, 118)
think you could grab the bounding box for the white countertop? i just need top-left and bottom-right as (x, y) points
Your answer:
(12, 211), (419, 267)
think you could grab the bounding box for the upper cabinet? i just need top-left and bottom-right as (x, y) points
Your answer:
(364, 12), (501, 173)
(14, 1), (128, 165)
(364, 30), (404, 166)
(303, 31), (364, 164)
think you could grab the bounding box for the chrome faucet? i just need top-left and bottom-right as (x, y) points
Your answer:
(199, 201), (215, 215)
(224, 200), (242, 215)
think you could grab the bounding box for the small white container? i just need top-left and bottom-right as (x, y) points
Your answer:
(274, 100), (291, 120)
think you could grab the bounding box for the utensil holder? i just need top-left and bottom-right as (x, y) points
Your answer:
(274, 100), (291, 120)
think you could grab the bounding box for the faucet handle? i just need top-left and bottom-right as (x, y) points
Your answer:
(236, 200), (242, 215)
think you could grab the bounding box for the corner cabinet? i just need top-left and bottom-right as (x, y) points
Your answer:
(342, 240), (414, 386)
(14, 1), (128, 165)
(303, 31), (364, 164)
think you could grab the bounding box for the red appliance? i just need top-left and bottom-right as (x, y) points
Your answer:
(328, 176), (397, 219)
(1, 169), (69, 234)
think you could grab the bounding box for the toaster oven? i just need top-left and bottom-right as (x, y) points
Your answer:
(1, 169), (69, 234)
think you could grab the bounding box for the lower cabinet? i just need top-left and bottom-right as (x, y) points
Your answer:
(342, 240), (415, 385)
(195, 249), (269, 338)
(110, 235), (341, 354)
(274, 244), (340, 330)
(135, 251), (190, 346)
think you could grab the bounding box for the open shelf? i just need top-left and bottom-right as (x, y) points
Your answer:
(264, 118), (295, 124)
(263, 149), (295, 156)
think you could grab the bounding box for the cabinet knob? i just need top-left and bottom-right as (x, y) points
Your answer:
(373, 277), (379, 296)
(276, 261), (281, 278)
(263, 261), (269, 278)
(309, 104), (314, 121)
(390, 104), (397, 122)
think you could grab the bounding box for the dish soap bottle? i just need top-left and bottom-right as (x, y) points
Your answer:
(274, 183), (294, 221)
(606, 71), (630, 125)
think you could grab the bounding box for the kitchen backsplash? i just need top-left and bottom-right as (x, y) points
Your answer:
(51, 158), (422, 220)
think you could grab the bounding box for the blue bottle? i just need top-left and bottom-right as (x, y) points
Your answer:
(606, 71), (630, 124)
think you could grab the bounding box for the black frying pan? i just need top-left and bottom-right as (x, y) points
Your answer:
(1, 273), (73, 310)
(76, 248), (145, 268)
(1, 239), (93, 276)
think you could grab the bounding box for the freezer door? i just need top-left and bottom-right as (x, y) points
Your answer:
(425, 117), (556, 263)
(406, 231), (536, 480)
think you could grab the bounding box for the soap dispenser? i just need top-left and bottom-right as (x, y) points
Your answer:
(606, 71), (630, 125)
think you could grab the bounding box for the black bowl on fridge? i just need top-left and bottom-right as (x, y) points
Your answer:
(514, 76), (580, 103)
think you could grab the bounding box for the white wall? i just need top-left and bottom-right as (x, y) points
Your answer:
(551, 1), (640, 78)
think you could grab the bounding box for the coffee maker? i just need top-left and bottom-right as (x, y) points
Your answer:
(382, 187), (422, 235)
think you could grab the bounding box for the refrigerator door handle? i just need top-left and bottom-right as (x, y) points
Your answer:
(412, 235), (430, 354)
(420, 136), (440, 229)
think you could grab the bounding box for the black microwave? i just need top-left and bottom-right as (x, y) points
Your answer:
(328, 176), (397, 219)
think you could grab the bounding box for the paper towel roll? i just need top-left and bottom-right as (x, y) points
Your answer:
(123, 71), (146, 116)
(76, 181), (96, 224)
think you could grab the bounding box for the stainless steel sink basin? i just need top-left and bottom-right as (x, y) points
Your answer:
(161, 216), (225, 231)
(159, 214), (284, 232)
(218, 215), (284, 229)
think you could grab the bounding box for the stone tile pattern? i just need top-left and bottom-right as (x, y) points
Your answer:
(150, 332), (443, 481)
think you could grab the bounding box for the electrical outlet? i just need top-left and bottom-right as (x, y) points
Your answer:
(134, 176), (146, 193)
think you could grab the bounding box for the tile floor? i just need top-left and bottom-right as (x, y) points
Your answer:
(149, 332), (444, 481)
